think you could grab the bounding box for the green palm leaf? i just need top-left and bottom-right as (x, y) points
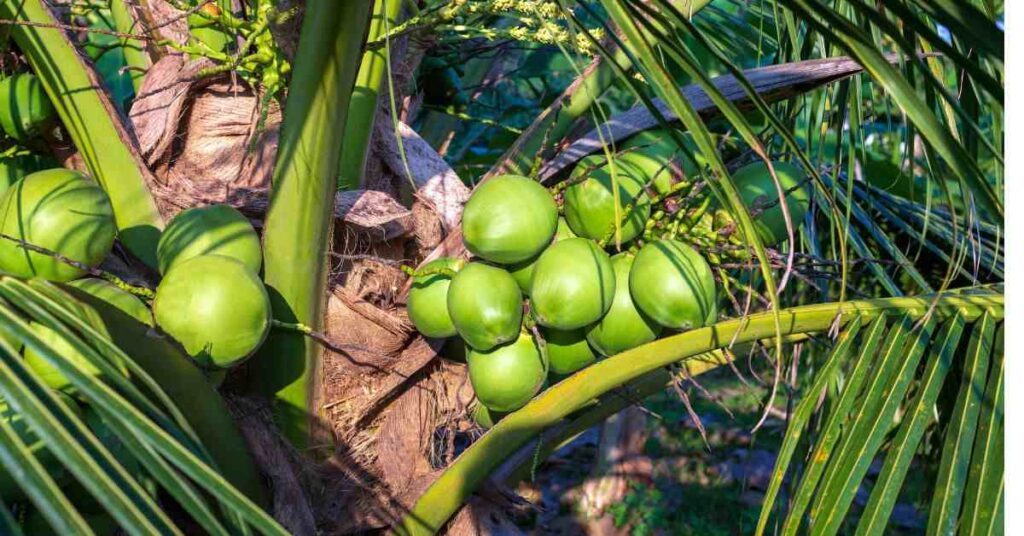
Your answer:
(0, 275), (286, 534)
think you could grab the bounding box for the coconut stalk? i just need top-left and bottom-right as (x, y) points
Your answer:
(338, 0), (402, 190)
(247, 1), (373, 447)
(0, 0), (164, 268)
(396, 290), (1003, 534)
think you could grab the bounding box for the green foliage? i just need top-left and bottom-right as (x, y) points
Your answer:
(0, 276), (280, 534)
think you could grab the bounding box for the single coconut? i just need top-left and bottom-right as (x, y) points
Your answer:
(462, 175), (558, 263)
(730, 161), (810, 245)
(530, 238), (615, 330)
(153, 255), (271, 368)
(407, 257), (462, 338)
(563, 155), (651, 244)
(542, 327), (596, 376)
(0, 169), (115, 282)
(156, 204), (262, 274)
(446, 262), (522, 351)
(587, 253), (662, 356)
(467, 331), (547, 413)
(629, 239), (716, 330)
(0, 73), (56, 142)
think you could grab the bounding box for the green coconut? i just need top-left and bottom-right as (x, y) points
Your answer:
(629, 239), (716, 330)
(446, 262), (522, 351)
(157, 204), (263, 274)
(530, 238), (615, 330)
(23, 300), (128, 393)
(0, 392), (81, 499)
(153, 255), (271, 368)
(0, 169), (116, 282)
(467, 331), (547, 413)
(507, 217), (577, 294)
(587, 253), (662, 356)
(462, 175), (558, 264)
(731, 161), (810, 245)
(617, 129), (703, 195)
(542, 327), (596, 375)
(0, 152), (56, 197)
(408, 257), (462, 338)
(67, 278), (152, 326)
(563, 155), (651, 244)
(0, 73), (56, 143)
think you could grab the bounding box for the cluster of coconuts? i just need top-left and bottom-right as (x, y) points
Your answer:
(408, 148), (809, 420)
(0, 166), (271, 381)
(0, 74), (271, 382)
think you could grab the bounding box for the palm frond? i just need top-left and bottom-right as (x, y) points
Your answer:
(398, 288), (1002, 535)
(0, 276), (285, 535)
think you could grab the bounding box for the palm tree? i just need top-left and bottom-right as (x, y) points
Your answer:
(0, 0), (1002, 534)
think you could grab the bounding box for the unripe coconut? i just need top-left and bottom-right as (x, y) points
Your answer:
(587, 253), (662, 356)
(617, 129), (702, 195)
(467, 331), (547, 412)
(731, 161), (810, 245)
(23, 302), (127, 393)
(0, 153), (56, 197)
(407, 257), (462, 338)
(0, 169), (115, 282)
(447, 262), (522, 351)
(157, 204), (262, 274)
(153, 255), (271, 368)
(542, 327), (596, 375)
(530, 238), (615, 330)
(564, 155), (651, 243)
(507, 217), (576, 294)
(67, 278), (152, 326)
(462, 175), (558, 263)
(629, 240), (716, 330)
(0, 73), (56, 142)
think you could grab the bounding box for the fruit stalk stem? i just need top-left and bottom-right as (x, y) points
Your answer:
(246, 0), (373, 447)
(0, 233), (155, 299)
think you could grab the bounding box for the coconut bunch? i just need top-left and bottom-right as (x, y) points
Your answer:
(407, 142), (811, 420)
(0, 72), (272, 383)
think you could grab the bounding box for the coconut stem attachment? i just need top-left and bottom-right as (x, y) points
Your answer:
(401, 263), (460, 279)
(0, 233), (155, 299)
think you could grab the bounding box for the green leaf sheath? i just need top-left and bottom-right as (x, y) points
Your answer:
(397, 291), (1002, 535)
(248, 0), (373, 447)
(338, 0), (402, 190)
(0, 0), (164, 267)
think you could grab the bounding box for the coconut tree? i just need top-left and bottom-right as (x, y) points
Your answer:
(0, 0), (1002, 534)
